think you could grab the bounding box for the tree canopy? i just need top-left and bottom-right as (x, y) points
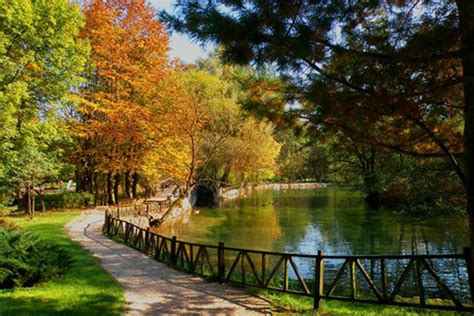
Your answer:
(164, 0), (474, 252)
(0, 0), (88, 216)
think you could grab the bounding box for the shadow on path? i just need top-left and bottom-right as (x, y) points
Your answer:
(67, 211), (271, 315)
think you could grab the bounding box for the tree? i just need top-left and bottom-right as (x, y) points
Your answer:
(156, 66), (242, 193)
(275, 128), (311, 182)
(77, 0), (170, 204)
(189, 55), (281, 187)
(228, 117), (281, 184)
(0, 0), (88, 217)
(166, 1), (474, 256)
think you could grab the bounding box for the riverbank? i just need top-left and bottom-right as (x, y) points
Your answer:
(252, 289), (471, 315)
(219, 182), (330, 201)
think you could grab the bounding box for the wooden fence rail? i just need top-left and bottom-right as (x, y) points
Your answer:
(111, 201), (172, 219)
(103, 211), (474, 311)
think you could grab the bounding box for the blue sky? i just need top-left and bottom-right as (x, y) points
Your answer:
(150, 0), (210, 63)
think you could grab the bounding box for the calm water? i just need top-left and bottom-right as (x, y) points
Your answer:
(157, 187), (468, 256)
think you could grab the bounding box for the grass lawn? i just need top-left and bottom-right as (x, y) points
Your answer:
(0, 211), (125, 316)
(256, 290), (471, 315)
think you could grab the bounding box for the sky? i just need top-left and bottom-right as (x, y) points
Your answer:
(150, 0), (210, 63)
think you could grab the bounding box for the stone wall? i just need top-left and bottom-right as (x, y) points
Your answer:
(158, 197), (192, 227)
(219, 182), (330, 202)
(115, 196), (193, 229)
(122, 183), (329, 229)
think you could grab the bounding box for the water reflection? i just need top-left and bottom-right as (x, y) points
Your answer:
(157, 188), (468, 257)
(155, 188), (470, 300)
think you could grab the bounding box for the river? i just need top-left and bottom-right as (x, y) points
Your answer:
(154, 187), (470, 300)
(156, 187), (468, 256)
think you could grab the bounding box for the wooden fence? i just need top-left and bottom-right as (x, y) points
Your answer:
(103, 211), (474, 311)
(110, 201), (172, 219)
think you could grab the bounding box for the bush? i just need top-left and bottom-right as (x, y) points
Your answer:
(19, 191), (93, 210)
(0, 229), (71, 289)
(0, 198), (15, 217)
(0, 218), (20, 231)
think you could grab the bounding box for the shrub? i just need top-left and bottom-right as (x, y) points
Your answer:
(0, 198), (15, 217)
(19, 191), (94, 210)
(0, 229), (71, 289)
(0, 218), (20, 231)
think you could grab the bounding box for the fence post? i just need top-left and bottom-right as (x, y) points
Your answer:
(103, 210), (108, 233)
(313, 250), (324, 310)
(218, 242), (225, 282)
(145, 228), (150, 252)
(171, 236), (177, 265)
(464, 247), (474, 304)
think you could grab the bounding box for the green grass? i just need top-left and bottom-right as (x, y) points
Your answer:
(0, 211), (125, 316)
(253, 289), (471, 315)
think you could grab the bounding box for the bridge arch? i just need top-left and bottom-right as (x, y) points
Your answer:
(191, 180), (220, 207)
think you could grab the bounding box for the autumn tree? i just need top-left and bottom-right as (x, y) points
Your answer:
(155, 65), (243, 194)
(188, 55), (281, 188)
(226, 117), (281, 184)
(77, 0), (170, 204)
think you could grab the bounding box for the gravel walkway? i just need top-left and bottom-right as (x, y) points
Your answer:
(66, 210), (272, 315)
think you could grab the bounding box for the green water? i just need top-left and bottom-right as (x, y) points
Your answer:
(157, 187), (468, 256)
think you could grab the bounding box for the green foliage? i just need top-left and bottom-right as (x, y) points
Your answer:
(0, 0), (88, 197)
(0, 198), (15, 217)
(308, 133), (465, 213)
(167, 1), (468, 217)
(193, 54), (281, 186)
(0, 228), (71, 289)
(376, 156), (466, 216)
(0, 217), (20, 230)
(18, 191), (93, 210)
(274, 128), (324, 182)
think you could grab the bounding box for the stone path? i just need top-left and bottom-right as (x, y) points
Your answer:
(66, 210), (272, 315)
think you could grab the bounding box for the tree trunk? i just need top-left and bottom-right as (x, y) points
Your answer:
(75, 170), (83, 192)
(107, 172), (114, 205)
(40, 195), (45, 213)
(31, 189), (35, 219)
(113, 173), (120, 205)
(93, 172), (99, 206)
(132, 172), (139, 198)
(26, 186), (32, 219)
(25, 186), (31, 216)
(363, 165), (379, 206)
(102, 175), (108, 205)
(35, 187), (45, 213)
(144, 186), (151, 199)
(457, 0), (474, 298)
(185, 135), (196, 195)
(124, 170), (131, 198)
(16, 187), (22, 201)
(220, 163), (231, 186)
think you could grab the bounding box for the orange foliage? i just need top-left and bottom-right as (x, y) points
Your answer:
(76, 0), (187, 186)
